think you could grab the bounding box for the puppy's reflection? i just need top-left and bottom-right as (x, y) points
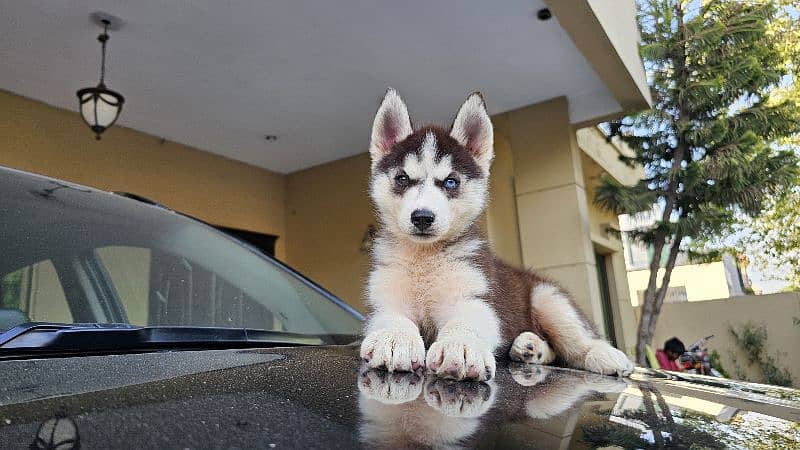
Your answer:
(358, 368), (496, 449)
(359, 369), (426, 405)
(358, 365), (627, 449)
(507, 364), (626, 420)
(424, 376), (494, 418)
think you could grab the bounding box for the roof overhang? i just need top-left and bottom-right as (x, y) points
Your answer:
(577, 127), (643, 187)
(546, 0), (652, 115)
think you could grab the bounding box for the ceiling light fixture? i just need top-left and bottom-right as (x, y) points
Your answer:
(76, 13), (125, 140)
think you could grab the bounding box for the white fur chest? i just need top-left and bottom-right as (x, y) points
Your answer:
(367, 238), (488, 323)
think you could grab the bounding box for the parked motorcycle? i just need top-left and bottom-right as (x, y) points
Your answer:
(679, 335), (722, 377)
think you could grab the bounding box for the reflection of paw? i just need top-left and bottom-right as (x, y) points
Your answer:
(358, 368), (423, 404)
(508, 363), (551, 386)
(580, 372), (628, 393)
(523, 370), (629, 420)
(426, 336), (495, 381)
(360, 327), (426, 372)
(424, 378), (495, 418)
(509, 332), (555, 365)
(584, 341), (634, 376)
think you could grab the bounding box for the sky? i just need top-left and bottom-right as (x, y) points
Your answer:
(748, 262), (790, 293)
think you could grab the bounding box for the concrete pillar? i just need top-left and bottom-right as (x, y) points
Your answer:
(608, 250), (638, 354)
(495, 97), (606, 330)
(484, 122), (523, 267)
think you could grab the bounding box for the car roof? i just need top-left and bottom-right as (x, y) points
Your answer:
(0, 345), (797, 449)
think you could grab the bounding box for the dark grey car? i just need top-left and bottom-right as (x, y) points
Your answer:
(1, 166), (798, 449)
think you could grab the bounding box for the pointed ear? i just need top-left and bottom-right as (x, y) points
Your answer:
(450, 92), (494, 172)
(370, 88), (413, 163)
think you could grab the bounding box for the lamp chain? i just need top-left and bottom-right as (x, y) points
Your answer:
(98, 20), (110, 85)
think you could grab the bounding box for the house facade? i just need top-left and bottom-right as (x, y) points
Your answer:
(0, 1), (650, 354)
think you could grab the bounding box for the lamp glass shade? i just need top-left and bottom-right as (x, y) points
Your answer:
(77, 85), (125, 137)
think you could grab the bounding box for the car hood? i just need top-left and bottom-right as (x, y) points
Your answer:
(0, 345), (798, 449)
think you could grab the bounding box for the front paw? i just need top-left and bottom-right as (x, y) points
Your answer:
(360, 328), (426, 372)
(583, 341), (634, 376)
(423, 378), (495, 418)
(509, 332), (556, 365)
(426, 336), (495, 381)
(358, 367), (423, 404)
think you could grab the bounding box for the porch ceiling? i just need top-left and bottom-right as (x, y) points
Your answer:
(2, 0), (632, 173)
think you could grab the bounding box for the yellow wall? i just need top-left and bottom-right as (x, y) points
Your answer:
(0, 90), (288, 258)
(284, 153), (374, 311)
(627, 262), (731, 307)
(643, 292), (800, 387)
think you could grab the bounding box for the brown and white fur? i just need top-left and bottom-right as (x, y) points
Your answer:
(360, 89), (633, 381)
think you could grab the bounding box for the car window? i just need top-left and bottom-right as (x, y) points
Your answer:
(94, 236), (362, 335)
(95, 246), (151, 326)
(1, 173), (362, 340)
(96, 245), (288, 331)
(145, 225), (353, 334)
(0, 260), (72, 325)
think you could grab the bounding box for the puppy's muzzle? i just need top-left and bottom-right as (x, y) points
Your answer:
(410, 209), (435, 233)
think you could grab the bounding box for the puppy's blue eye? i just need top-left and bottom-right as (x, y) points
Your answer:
(443, 177), (459, 190)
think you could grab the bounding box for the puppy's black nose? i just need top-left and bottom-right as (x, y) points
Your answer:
(410, 209), (435, 232)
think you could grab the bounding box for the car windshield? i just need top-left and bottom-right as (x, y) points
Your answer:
(0, 168), (362, 346)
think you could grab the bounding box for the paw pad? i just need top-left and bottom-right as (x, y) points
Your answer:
(509, 332), (555, 365)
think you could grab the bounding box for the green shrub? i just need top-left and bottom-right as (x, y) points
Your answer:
(709, 350), (729, 379)
(728, 321), (793, 387)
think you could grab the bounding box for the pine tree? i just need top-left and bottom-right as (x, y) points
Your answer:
(596, 0), (800, 364)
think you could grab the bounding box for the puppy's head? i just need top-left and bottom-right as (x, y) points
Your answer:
(369, 89), (494, 244)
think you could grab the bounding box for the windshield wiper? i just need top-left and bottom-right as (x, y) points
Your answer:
(0, 322), (324, 356)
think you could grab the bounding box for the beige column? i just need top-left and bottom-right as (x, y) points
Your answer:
(483, 119), (523, 267)
(608, 250), (638, 353)
(495, 97), (606, 330)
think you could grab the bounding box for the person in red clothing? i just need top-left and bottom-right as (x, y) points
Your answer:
(655, 337), (686, 371)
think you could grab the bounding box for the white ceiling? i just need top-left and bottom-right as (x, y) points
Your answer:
(0, 0), (621, 173)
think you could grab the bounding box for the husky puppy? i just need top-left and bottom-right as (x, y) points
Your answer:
(361, 89), (634, 381)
